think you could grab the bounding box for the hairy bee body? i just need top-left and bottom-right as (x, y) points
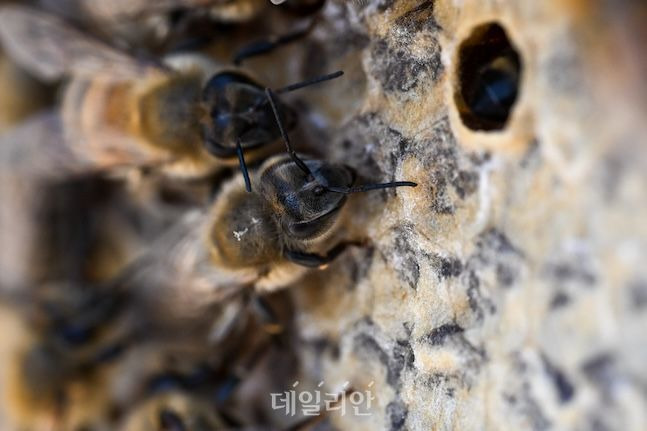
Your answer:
(0, 6), (292, 181)
(62, 61), (220, 178)
(127, 153), (357, 318)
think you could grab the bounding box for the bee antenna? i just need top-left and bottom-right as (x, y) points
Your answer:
(326, 181), (418, 194)
(236, 139), (252, 192)
(274, 70), (344, 94)
(265, 88), (313, 179)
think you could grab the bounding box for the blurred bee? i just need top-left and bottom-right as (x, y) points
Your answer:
(0, 5), (340, 184)
(0, 114), (185, 292)
(37, 0), (327, 65)
(0, 280), (139, 431)
(124, 89), (416, 312)
(40, 0), (326, 28)
(0, 275), (266, 430)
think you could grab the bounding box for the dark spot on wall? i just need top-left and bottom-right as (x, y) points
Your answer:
(339, 113), (407, 183)
(429, 172), (455, 214)
(440, 257), (463, 278)
(467, 228), (525, 289)
(520, 138), (541, 168)
(581, 353), (616, 400)
(496, 262), (518, 288)
(425, 323), (464, 345)
(479, 228), (523, 256)
(541, 354), (575, 403)
(543, 262), (597, 286)
(549, 292), (571, 309)
(467, 272), (484, 320)
(628, 278), (647, 309)
(370, 37), (443, 93)
(354, 332), (390, 367)
(600, 149), (627, 202)
(392, 227), (420, 290)
(465, 271), (496, 320)
(589, 416), (613, 431)
(452, 169), (479, 199)
(503, 392), (518, 405)
(353, 332), (412, 389)
(545, 46), (583, 96)
(386, 399), (408, 431)
(522, 393), (552, 431)
(393, 339), (416, 373)
(330, 343), (340, 361)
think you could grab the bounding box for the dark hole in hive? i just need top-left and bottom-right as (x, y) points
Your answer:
(455, 23), (522, 131)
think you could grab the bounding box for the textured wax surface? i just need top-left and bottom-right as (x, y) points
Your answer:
(281, 1), (647, 430)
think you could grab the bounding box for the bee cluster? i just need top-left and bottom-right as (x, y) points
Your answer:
(0, 0), (416, 430)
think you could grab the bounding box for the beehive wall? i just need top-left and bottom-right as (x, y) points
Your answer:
(286, 1), (647, 429)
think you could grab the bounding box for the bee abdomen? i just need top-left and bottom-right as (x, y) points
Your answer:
(63, 78), (163, 168)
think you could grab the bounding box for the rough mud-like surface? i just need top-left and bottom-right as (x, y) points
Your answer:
(285, 1), (647, 430)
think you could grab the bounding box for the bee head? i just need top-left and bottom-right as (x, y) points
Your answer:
(200, 71), (296, 159)
(260, 157), (354, 240)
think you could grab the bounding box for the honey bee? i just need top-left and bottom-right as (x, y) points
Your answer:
(40, 0), (267, 29)
(37, 0), (326, 57)
(40, 0), (324, 27)
(0, 274), (259, 431)
(0, 115), (185, 292)
(0, 280), (140, 431)
(0, 5), (340, 183)
(123, 89), (417, 312)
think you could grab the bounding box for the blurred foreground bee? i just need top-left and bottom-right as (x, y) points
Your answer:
(0, 113), (188, 291)
(0, 277), (267, 430)
(39, 0), (327, 56)
(0, 5), (340, 183)
(125, 89), (416, 310)
(40, 0), (326, 27)
(0, 281), (138, 431)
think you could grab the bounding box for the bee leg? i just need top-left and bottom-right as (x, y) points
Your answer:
(250, 295), (284, 335)
(233, 19), (316, 65)
(284, 241), (359, 268)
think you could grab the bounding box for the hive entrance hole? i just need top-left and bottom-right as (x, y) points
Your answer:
(455, 22), (522, 131)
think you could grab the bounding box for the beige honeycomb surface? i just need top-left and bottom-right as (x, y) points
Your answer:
(278, 1), (647, 430)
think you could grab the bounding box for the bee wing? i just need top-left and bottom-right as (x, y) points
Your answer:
(120, 210), (254, 324)
(0, 5), (167, 82)
(0, 111), (95, 289)
(0, 111), (92, 180)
